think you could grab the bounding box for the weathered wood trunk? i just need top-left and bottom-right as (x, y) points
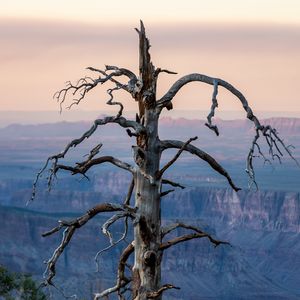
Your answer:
(132, 22), (162, 299)
(35, 18), (296, 300)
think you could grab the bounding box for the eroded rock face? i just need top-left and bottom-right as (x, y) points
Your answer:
(1, 181), (299, 299)
(163, 187), (300, 232)
(162, 187), (300, 299)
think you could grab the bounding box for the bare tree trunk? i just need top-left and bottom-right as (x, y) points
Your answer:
(33, 20), (298, 300)
(133, 123), (161, 299)
(132, 22), (162, 299)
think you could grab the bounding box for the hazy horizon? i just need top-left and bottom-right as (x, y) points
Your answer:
(0, 109), (299, 128)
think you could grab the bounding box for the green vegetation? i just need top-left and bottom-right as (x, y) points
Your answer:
(0, 265), (46, 300)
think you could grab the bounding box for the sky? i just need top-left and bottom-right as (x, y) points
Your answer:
(0, 0), (300, 116)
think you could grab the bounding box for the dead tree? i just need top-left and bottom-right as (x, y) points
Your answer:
(32, 21), (297, 299)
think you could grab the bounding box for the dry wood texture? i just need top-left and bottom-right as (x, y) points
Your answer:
(32, 21), (297, 299)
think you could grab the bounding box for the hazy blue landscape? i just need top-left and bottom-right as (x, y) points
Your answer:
(0, 113), (299, 299)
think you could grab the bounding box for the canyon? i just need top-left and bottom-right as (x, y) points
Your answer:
(0, 117), (299, 299)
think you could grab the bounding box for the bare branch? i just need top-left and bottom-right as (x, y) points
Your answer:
(246, 125), (299, 189)
(105, 85), (124, 118)
(160, 223), (229, 251)
(58, 116), (144, 158)
(161, 222), (206, 238)
(93, 181), (134, 271)
(124, 177), (135, 205)
(161, 179), (185, 189)
(94, 243), (134, 300)
(86, 66), (128, 91)
(87, 64), (143, 99)
(31, 116), (144, 201)
(157, 136), (198, 179)
(147, 284), (180, 298)
(29, 157), (51, 204)
(160, 232), (220, 250)
(42, 203), (133, 285)
(102, 213), (133, 245)
(157, 73), (299, 188)
(160, 189), (175, 197)
(84, 143), (103, 160)
(160, 140), (241, 192)
(154, 68), (178, 77)
(55, 155), (135, 176)
(42, 227), (75, 285)
(95, 217), (129, 272)
(205, 79), (219, 136)
(246, 129), (260, 190)
(105, 65), (137, 83)
(55, 65), (138, 112)
(157, 74), (259, 130)
(43, 204), (135, 239)
(54, 77), (100, 113)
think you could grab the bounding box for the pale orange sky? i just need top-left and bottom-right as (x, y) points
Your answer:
(0, 0), (300, 114)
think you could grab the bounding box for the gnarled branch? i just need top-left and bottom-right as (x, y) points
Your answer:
(157, 136), (198, 179)
(157, 73), (298, 187)
(95, 217), (129, 272)
(161, 179), (185, 189)
(86, 66), (129, 92)
(205, 79), (219, 135)
(246, 125), (299, 189)
(42, 203), (134, 285)
(160, 232), (228, 250)
(94, 242), (134, 300)
(147, 284), (180, 298)
(55, 155), (135, 176)
(102, 212), (133, 246)
(160, 222), (230, 250)
(157, 74), (258, 127)
(55, 65), (138, 112)
(31, 116), (144, 201)
(160, 140), (240, 192)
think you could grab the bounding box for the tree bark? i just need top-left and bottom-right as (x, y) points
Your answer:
(34, 20), (298, 300)
(132, 21), (162, 300)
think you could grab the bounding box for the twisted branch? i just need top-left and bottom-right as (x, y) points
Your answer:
(205, 79), (219, 135)
(157, 136), (198, 179)
(102, 213), (133, 246)
(31, 116), (144, 201)
(95, 217), (129, 272)
(157, 73), (298, 188)
(246, 125), (299, 189)
(88, 66), (143, 98)
(93, 177), (135, 271)
(87, 66), (128, 91)
(55, 65), (138, 112)
(160, 222), (230, 250)
(160, 140), (241, 192)
(55, 155), (135, 176)
(147, 284), (180, 298)
(94, 243), (134, 300)
(41, 203), (134, 285)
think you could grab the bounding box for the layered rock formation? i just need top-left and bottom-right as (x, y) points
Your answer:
(1, 183), (299, 299)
